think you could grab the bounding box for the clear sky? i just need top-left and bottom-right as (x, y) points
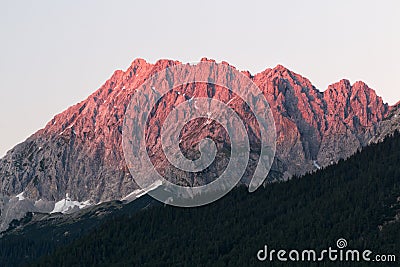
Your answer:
(0, 0), (399, 157)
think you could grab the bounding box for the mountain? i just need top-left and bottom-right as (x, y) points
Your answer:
(2, 130), (400, 267)
(0, 58), (392, 230)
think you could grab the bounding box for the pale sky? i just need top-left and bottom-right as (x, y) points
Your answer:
(0, 0), (399, 157)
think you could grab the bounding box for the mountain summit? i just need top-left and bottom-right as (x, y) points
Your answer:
(0, 58), (392, 230)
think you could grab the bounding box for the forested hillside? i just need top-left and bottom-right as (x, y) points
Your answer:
(26, 132), (400, 267)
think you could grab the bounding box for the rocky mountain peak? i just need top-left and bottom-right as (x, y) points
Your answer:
(200, 57), (216, 63)
(153, 59), (181, 71)
(130, 57), (147, 67)
(324, 79), (388, 127)
(271, 64), (291, 74)
(0, 58), (394, 231)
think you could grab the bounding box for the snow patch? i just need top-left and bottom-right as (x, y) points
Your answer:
(51, 194), (92, 214)
(122, 189), (143, 201)
(16, 192), (25, 201)
(122, 180), (163, 201)
(313, 160), (321, 170)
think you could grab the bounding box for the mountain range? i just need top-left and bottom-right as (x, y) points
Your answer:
(0, 58), (399, 231)
(2, 126), (400, 267)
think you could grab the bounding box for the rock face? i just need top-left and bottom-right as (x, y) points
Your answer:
(252, 67), (388, 176)
(0, 58), (392, 229)
(370, 103), (400, 143)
